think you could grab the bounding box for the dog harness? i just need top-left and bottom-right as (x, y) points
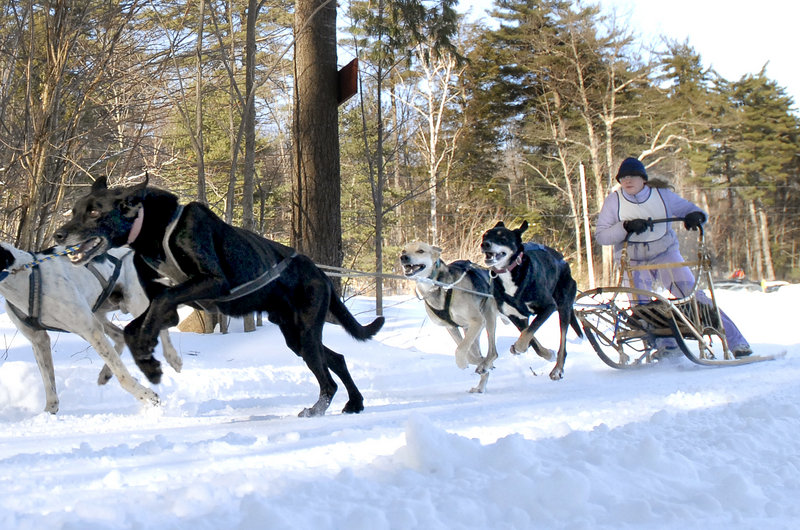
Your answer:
(6, 251), (126, 333)
(424, 286), (458, 327)
(140, 205), (189, 284)
(421, 260), (489, 327)
(142, 205), (297, 307)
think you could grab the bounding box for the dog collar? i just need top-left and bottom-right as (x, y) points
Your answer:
(127, 207), (144, 244)
(491, 252), (523, 275)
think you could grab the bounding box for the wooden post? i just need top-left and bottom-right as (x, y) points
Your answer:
(580, 163), (595, 289)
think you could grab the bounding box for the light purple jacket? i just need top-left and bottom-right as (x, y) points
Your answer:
(595, 186), (705, 262)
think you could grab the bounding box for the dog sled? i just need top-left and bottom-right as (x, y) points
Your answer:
(575, 219), (783, 369)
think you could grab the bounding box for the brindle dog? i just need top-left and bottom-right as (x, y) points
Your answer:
(55, 177), (384, 417)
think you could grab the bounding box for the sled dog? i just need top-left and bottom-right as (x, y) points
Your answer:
(55, 176), (384, 417)
(480, 221), (582, 380)
(400, 242), (499, 393)
(0, 244), (180, 413)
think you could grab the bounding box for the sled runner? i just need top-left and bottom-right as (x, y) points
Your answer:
(575, 221), (783, 369)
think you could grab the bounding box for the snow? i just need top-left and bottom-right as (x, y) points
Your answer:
(1, 285), (799, 529)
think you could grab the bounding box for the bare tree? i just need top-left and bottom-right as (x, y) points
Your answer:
(404, 44), (466, 246)
(1, 0), (143, 249)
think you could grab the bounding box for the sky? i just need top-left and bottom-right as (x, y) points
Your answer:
(1, 284), (798, 528)
(597, 0), (800, 109)
(460, 0), (800, 111)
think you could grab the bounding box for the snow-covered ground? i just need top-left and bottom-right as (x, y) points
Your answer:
(1, 285), (798, 529)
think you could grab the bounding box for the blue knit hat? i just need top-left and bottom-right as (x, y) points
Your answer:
(616, 157), (648, 181)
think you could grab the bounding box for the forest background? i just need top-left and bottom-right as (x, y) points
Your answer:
(1, 0), (798, 313)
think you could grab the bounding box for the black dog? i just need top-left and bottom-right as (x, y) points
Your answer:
(480, 221), (582, 380)
(55, 177), (384, 417)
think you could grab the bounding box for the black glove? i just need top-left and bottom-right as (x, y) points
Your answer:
(623, 218), (650, 235)
(684, 211), (706, 230)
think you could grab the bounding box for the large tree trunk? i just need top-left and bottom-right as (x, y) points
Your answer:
(292, 0), (342, 284)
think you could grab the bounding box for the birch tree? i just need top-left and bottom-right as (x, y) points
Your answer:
(405, 44), (466, 246)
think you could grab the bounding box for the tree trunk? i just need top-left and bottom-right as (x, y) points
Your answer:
(224, 0), (239, 224)
(747, 200), (764, 280)
(195, 0), (207, 203)
(292, 0), (342, 281)
(374, 75), (385, 315)
(758, 207), (775, 281)
(241, 0), (259, 332)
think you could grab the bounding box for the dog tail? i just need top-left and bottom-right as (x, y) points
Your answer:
(570, 310), (584, 338)
(329, 293), (385, 341)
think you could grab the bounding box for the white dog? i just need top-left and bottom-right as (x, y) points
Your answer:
(0, 243), (181, 413)
(400, 242), (499, 393)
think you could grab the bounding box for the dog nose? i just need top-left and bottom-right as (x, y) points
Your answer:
(399, 254), (409, 264)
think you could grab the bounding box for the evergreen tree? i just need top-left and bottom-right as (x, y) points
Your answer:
(727, 70), (799, 278)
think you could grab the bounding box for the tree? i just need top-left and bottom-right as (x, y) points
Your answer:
(1, 0), (145, 249)
(292, 0), (342, 274)
(406, 44), (466, 246)
(724, 70), (798, 280)
(471, 0), (651, 282)
(343, 0), (460, 313)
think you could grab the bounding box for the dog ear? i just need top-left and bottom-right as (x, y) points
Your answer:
(493, 221), (505, 228)
(516, 220), (529, 234)
(131, 172), (149, 192)
(91, 176), (109, 192)
(130, 173), (149, 200)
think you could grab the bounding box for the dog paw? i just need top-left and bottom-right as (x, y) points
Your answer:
(536, 349), (555, 361)
(549, 367), (564, 380)
(97, 365), (113, 385)
(510, 343), (525, 355)
(468, 386), (484, 394)
(342, 399), (365, 414)
(166, 354), (183, 373)
(140, 388), (160, 407)
(134, 356), (163, 384)
(298, 395), (332, 417)
(44, 400), (59, 414)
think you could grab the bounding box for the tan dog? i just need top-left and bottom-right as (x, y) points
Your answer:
(400, 242), (499, 393)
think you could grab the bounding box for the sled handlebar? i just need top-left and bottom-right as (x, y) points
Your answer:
(622, 216), (704, 242)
